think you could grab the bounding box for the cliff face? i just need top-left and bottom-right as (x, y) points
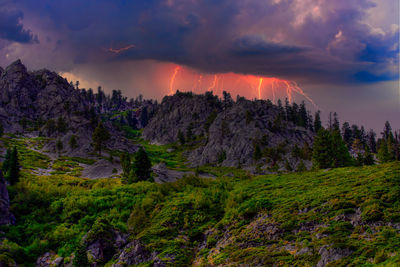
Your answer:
(0, 170), (14, 225)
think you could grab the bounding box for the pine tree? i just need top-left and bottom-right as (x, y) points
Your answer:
(6, 147), (20, 185)
(177, 130), (185, 145)
(72, 243), (89, 267)
(132, 147), (152, 182)
(297, 160), (307, 172)
(312, 129), (352, 169)
(120, 152), (131, 176)
(363, 145), (375, 165)
(332, 112), (340, 132)
(284, 98), (291, 121)
(285, 160), (293, 171)
(140, 107), (148, 127)
(186, 123), (194, 142)
(382, 121), (392, 139)
(92, 122), (111, 156)
(330, 130), (352, 168)
(2, 148), (11, 174)
(387, 133), (395, 161)
(56, 117), (68, 133)
(56, 139), (63, 152)
(342, 122), (352, 148)
(314, 111), (322, 133)
(377, 139), (390, 163)
(69, 135), (78, 149)
(312, 128), (333, 168)
(299, 101), (308, 128)
(367, 129), (377, 153)
(253, 143), (262, 161)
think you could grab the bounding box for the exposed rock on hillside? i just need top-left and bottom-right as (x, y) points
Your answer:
(142, 92), (222, 144)
(0, 60), (137, 156)
(0, 170), (14, 225)
(0, 60), (85, 131)
(144, 93), (314, 168)
(188, 98), (313, 167)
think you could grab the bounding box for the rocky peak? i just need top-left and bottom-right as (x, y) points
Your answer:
(5, 59), (26, 72)
(2, 59), (29, 86)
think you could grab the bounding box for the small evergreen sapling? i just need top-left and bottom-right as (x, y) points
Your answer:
(92, 122), (111, 156)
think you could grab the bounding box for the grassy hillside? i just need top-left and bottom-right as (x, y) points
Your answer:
(0, 134), (399, 266)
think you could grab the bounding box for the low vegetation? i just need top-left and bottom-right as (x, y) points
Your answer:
(0, 138), (399, 266)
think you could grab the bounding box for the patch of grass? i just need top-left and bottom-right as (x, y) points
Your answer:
(0, 136), (51, 170)
(59, 156), (97, 165)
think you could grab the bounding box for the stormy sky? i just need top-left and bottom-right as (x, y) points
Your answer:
(0, 0), (398, 131)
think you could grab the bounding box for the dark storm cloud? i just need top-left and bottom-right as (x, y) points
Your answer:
(0, 8), (38, 43)
(7, 0), (400, 83)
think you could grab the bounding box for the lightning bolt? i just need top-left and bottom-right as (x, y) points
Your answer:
(208, 75), (218, 91)
(192, 75), (203, 93)
(271, 79), (276, 103)
(164, 65), (317, 108)
(291, 82), (319, 109)
(257, 78), (263, 99)
(219, 76), (224, 96)
(169, 67), (181, 95)
(283, 81), (292, 103)
(108, 44), (135, 53)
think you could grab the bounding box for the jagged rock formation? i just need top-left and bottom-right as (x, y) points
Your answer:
(142, 92), (222, 144)
(0, 60), (137, 156)
(0, 60), (85, 131)
(0, 170), (14, 225)
(144, 93), (314, 168)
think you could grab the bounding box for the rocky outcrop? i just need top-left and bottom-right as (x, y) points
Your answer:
(188, 98), (313, 167)
(36, 252), (64, 267)
(0, 60), (85, 130)
(111, 240), (151, 267)
(0, 60), (137, 156)
(142, 92), (222, 144)
(111, 240), (172, 267)
(144, 93), (314, 167)
(0, 170), (14, 225)
(317, 245), (352, 267)
(152, 162), (192, 183)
